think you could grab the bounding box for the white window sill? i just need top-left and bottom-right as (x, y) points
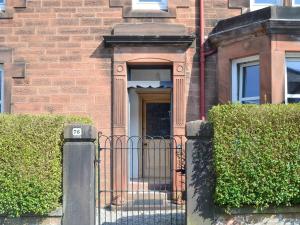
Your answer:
(132, 4), (167, 11)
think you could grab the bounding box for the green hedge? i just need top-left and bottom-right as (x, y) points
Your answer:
(209, 104), (300, 209)
(0, 114), (92, 217)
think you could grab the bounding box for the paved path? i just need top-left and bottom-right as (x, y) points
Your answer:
(97, 208), (185, 225)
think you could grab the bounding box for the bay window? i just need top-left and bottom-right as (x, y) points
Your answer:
(232, 56), (260, 104)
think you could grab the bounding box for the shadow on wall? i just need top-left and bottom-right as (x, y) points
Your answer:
(90, 41), (113, 59)
(190, 133), (216, 221)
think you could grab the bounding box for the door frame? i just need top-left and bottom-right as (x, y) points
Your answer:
(136, 89), (172, 179)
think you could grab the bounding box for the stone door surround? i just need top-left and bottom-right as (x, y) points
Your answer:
(112, 46), (186, 137)
(111, 46), (187, 196)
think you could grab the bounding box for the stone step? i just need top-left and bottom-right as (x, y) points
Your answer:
(111, 199), (186, 211)
(126, 191), (169, 201)
(128, 180), (171, 191)
(128, 181), (149, 191)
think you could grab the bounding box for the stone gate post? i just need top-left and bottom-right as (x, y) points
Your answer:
(63, 124), (96, 225)
(186, 120), (214, 225)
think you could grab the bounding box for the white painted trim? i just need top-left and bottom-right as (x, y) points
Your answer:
(284, 55), (288, 104)
(0, 65), (3, 112)
(231, 62), (238, 102)
(286, 52), (300, 58)
(132, 0), (167, 10)
(238, 61), (259, 104)
(285, 53), (300, 103)
(128, 89), (140, 180)
(232, 55), (260, 103)
(240, 97), (260, 103)
(250, 0), (283, 11)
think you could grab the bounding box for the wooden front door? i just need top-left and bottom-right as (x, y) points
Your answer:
(139, 92), (171, 181)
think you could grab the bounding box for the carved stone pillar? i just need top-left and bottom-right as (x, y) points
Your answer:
(113, 62), (127, 135)
(112, 61), (127, 204)
(172, 62), (186, 203)
(173, 62), (185, 135)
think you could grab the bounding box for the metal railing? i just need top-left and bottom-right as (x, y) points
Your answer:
(96, 134), (186, 225)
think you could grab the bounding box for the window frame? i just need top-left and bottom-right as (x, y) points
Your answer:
(250, 0), (283, 11)
(284, 52), (300, 103)
(292, 0), (300, 6)
(232, 55), (260, 104)
(0, 66), (4, 113)
(128, 65), (172, 81)
(0, 0), (5, 11)
(132, 0), (168, 10)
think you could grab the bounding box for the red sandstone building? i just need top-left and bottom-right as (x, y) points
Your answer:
(1, 0), (300, 213)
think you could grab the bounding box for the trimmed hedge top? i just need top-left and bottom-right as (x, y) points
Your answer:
(209, 104), (300, 209)
(0, 114), (92, 217)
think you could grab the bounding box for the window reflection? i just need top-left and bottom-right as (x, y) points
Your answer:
(236, 61), (260, 104)
(286, 58), (300, 103)
(287, 98), (300, 103)
(146, 103), (170, 137)
(287, 61), (300, 95)
(129, 67), (171, 81)
(242, 65), (260, 98)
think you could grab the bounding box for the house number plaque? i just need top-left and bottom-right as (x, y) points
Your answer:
(72, 128), (82, 136)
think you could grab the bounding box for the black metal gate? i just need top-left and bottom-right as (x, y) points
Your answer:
(96, 134), (186, 225)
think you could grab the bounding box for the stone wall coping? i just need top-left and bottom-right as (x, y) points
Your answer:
(209, 6), (300, 45)
(103, 35), (195, 47)
(64, 124), (97, 142)
(215, 205), (300, 215)
(0, 207), (63, 218)
(186, 120), (212, 138)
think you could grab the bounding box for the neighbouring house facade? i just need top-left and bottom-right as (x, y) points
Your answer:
(0, 0), (241, 134)
(1, 0), (300, 216)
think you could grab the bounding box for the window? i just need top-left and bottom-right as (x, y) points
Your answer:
(285, 54), (300, 103)
(0, 66), (3, 112)
(292, 0), (300, 6)
(232, 56), (260, 104)
(128, 66), (172, 88)
(145, 103), (170, 137)
(132, 0), (167, 10)
(129, 67), (171, 81)
(0, 0), (5, 11)
(250, 0), (283, 11)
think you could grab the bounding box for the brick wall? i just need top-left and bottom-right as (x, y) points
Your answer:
(0, 0), (241, 132)
(204, 0), (240, 113)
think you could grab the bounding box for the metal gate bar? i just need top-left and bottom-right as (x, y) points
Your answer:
(96, 134), (186, 225)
